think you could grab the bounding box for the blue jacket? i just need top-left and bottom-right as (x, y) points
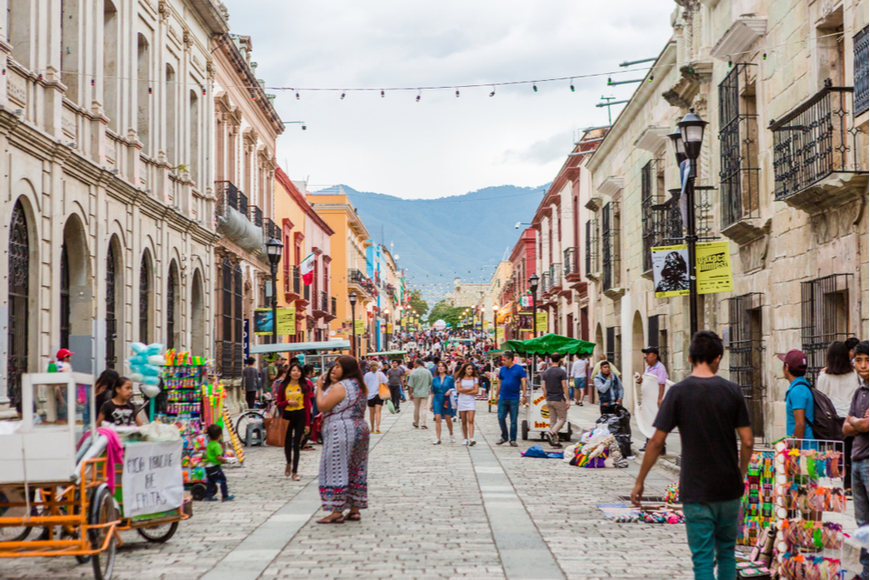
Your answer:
(594, 372), (623, 404)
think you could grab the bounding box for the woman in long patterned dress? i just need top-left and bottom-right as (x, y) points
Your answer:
(315, 355), (370, 523)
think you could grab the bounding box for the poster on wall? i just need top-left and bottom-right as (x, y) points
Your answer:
(651, 245), (690, 298)
(496, 327), (504, 344)
(696, 242), (733, 295)
(518, 312), (533, 332)
(354, 320), (366, 335)
(253, 308), (296, 335)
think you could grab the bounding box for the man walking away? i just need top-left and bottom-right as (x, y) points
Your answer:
(594, 361), (623, 416)
(569, 355), (589, 405)
(844, 341), (869, 580)
(386, 360), (405, 412)
(542, 354), (570, 448)
(496, 351), (528, 447)
(779, 349), (814, 440)
(632, 331), (753, 580)
(242, 357), (260, 410)
(409, 360), (433, 429)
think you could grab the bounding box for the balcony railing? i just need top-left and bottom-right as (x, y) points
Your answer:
(319, 291), (329, 313)
(215, 181), (247, 216)
(262, 217), (280, 241)
(549, 263), (562, 290)
(540, 272), (551, 295)
(292, 266), (301, 295)
(331, 296), (337, 317)
(304, 284), (310, 302)
(770, 81), (867, 203)
(249, 205), (263, 227)
(563, 247), (579, 277)
(348, 268), (377, 295)
(284, 265), (299, 295)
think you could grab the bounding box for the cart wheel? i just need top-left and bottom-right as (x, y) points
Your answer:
(88, 485), (117, 580)
(136, 521), (179, 543)
(0, 492), (32, 542)
(236, 411), (264, 445)
(61, 529), (91, 564)
(521, 420), (529, 440)
(190, 483), (208, 501)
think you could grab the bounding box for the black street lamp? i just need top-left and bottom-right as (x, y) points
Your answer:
(384, 308), (390, 351)
(349, 291), (358, 358)
(492, 303), (499, 345)
(670, 108), (708, 337)
(528, 274), (539, 338)
(265, 237), (284, 344)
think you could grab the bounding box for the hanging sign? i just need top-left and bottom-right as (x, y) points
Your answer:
(354, 320), (366, 335)
(696, 242), (733, 295)
(386, 324), (393, 334)
(536, 312), (548, 332)
(651, 245), (690, 298)
(496, 327), (504, 344)
(253, 308), (296, 335)
(518, 312), (533, 332)
(122, 440), (184, 518)
(276, 308), (296, 335)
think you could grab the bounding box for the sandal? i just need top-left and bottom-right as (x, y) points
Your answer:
(317, 514), (345, 524)
(346, 512), (361, 521)
(291, 473), (301, 481)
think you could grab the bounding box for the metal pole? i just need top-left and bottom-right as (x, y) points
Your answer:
(686, 159), (699, 337)
(351, 303), (357, 358)
(271, 264), (278, 343)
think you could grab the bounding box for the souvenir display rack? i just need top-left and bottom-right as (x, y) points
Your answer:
(740, 450), (776, 546)
(158, 353), (210, 486)
(773, 438), (845, 580)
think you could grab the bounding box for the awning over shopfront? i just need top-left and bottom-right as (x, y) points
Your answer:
(250, 340), (351, 354)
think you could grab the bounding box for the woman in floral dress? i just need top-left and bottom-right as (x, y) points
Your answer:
(315, 355), (370, 523)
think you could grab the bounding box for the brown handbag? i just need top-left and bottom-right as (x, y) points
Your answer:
(265, 411), (289, 447)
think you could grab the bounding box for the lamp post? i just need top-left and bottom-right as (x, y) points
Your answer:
(492, 304), (499, 345)
(528, 274), (539, 338)
(265, 237), (284, 344)
(349, 291), (358, 358)
(383, 308), (390, 351)
(669, 108), (707, 337)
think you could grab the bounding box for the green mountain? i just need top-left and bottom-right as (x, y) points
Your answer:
(320, 184), (546, 304)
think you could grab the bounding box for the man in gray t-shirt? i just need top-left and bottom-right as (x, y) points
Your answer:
(386, 361), (405, 412)
(541, 354), (570, 448)
(242, 357), (261, 410)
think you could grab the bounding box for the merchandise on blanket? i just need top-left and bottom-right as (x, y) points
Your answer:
(664, 482), (680, 505)
(776, 553), (840, 580)
(740, 450), (776, 545)
(562, 442), (581, 462)
(521, 445), (564, 459)
(597, 503), (684, 524)
(736, 561), (772, 579)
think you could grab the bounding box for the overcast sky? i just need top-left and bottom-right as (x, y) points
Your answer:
(222, 1), (676, 200)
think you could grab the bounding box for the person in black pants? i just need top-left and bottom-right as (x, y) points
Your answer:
(276, 362), (311, 480)
(386, 360), (405, 412)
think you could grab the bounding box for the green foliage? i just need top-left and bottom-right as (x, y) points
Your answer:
(407, 289), (429, 318)
(428, 300), (472, 329)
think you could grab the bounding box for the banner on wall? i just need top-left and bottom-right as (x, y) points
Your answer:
(518, 312), (533, 332)
(386, 324), (393, 334)
(496, 327), (504, 344)
(536, 312), (548, 332)
(651, 245), (690, 298)
(696, 242), (733, 295)
(253, 308), (296, 335)
(354, 320), (366, 335)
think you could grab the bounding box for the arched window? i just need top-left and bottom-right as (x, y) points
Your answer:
(190, 269), (205, 356)
(140, 252), (151, 343)
(167, 261), (179, 349)
(137, 34), (150, 153)
(106, 242), (118, 368)
(60, 243), (70, 348)
(8, 201), (30, 406)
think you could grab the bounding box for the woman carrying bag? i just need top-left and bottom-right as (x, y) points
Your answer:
(363, 362), (388, 434)
(276, 361), (312, 480)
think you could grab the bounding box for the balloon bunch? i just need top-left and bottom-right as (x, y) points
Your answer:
(126, 342), (165, 388)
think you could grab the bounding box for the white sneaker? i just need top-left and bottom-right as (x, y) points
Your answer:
(469, 439), (476, 446)
(450, 436), (455, 443)
(462, 439), (468, 445)
(433, 439), (441, 445)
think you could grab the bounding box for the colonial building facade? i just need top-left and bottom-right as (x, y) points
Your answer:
(0, 0), (228, 417)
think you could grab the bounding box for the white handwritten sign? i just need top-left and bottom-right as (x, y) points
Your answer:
(122, 440), (184, 518)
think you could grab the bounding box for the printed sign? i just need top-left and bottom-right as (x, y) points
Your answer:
(518, 312), (533, 332)
(354, 320), (366, 335)
(651, 245), (690, 298)
(243, 319), (250, 359)
(386, 323), (393, 334)
(696, 242), (733, 295)
(496, 327), (504, 344)
(122, 440), (184, 518)
(536, 312), (548, 332)
(253, 308), (296, 335)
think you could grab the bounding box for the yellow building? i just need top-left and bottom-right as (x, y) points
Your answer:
(307, 187), (375, 355)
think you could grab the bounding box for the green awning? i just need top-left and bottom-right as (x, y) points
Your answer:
(365, 351), (408, 357)
(500, 333), (594, 356)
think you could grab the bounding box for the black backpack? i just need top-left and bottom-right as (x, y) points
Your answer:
(806, 380), (845, 441)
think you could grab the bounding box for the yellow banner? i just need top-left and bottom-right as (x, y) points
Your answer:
(496, 327), (504, 344)
(276, 308), (296, 335)
(483, 320), (490, 329)
(253, 308), (295, 335)
(696, 241), (733, 295)
(354, 319), (366, 335)
(536, 312), (548, 332)
(386, 323), (393, 334)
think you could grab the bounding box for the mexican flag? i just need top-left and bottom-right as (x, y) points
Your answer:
(300, 253), (316, 285)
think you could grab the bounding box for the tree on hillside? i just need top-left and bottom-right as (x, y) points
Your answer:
(428, 300), (466, 329)
(407, 289), (429, 318)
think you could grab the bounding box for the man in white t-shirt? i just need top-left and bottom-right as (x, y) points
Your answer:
(569, 355), (590, 405)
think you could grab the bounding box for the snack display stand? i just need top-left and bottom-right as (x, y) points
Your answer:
(740, 449), (776, 546)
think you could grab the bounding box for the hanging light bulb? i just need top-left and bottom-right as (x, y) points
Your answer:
(341, 92), (346, 100)
(570, 79), (575, 92)
(416, 91), (421, 102)
(763, 52), (767, 60)
(381, 90), (385, 98)
(455, 89), (460, 98)
(295, 91), (300, 100)
(728, 57), (733, 67)
(607, 77), (612, 86)
(532, 84), (538, 92)
(489, 86), (495, 97)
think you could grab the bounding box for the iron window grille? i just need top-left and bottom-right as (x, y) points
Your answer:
(647, 314), (669, 371)
(7, 201), (30, 407)
(549, 263), (562, 289)
(606, 326), (616, 367)
(641, 159), (662, 272)
(855, 26), (869, 116)
(139, 256), (150, 343)
(801, 274), (852, 382)
(563, 247), (578, 277)
(719, 64), (761, 229)
(728, 293), (765, 439)
(770, 80), (866, 200)
(249, 205), (263, 227)
(602, 202), (620, 291)
(540, 272), (551, 295)
(233, 264), (243, 377)
(585, 219), (599, 276)
(167, 262), (178, 350)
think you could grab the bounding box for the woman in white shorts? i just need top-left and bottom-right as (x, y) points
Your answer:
(454, 362), (479, 446)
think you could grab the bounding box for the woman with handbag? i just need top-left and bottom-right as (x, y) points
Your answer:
(431, 361), (456, 445)
(276, 362), (311, 480)
(454, 362), (480, 446)
(316, 356), (370, 524)
(363, 362), (388, 434)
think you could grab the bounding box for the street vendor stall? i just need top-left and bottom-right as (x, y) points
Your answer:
(366, 350), (407, 361)
(500, 334), (594, 441)
(250, 339), (351, 378)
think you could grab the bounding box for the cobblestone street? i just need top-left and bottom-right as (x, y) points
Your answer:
(4, 402), (692, 580)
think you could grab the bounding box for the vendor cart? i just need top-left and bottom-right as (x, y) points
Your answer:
(500, 334), (594, 441)
(0, 372), (120, 580)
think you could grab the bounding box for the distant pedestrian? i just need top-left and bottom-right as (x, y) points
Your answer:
(542, 354), (569, 448)
(386, 360), (405, 412)
(637, 347), (668, 453)
(408, 360), (432, 430)
(817, 341), (859, 490)
(242, 357), (261, 410)
(363, 362), (387, 434)
(431, 361), (456, 444)
(276, 362), (311, 480)
(454, 362), (479, 446)
(632, 331), (753, 580)
(843, 341), (868, 580)
(593, 362), (623, 416)
(316, 356), (369, 524)
(54, 348), (74, 372)
(203, 424), (234, 502)
(779, 349), (814, 440)
(569, 355), (589, 405)
(497, 351), (528, 447)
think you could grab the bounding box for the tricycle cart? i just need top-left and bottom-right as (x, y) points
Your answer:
(0, 372), (120, 580)
(500, 334), (595, 441)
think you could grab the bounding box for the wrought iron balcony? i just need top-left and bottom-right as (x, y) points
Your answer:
(770, 81), (868, 211)
(540, 272), (551, 295)
(314, 291), (330, 318)
(563, 248), (579, 278)
(262, 217), (280, 241)
(215, 181), (249, 217)
(548, 263), (562, 292)
(284, 264), (300, 297)
(249, 205), (263, 228)
(348, 268), (376, 296)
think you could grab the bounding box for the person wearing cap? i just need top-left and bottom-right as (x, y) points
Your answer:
(637, 346), (669, 453)
(780, 349), (814, 440)
(54, 348), (74, 372)
(843, 341), (868, 580)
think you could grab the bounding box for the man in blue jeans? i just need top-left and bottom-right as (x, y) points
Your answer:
(632, 331), (754, 580)
(844, 341), (869, 580)
(496, 351), (528, 447)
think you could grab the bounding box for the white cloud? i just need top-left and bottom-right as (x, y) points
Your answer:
(223, 0), (675, 199)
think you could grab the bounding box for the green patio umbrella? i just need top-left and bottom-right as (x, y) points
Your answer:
(500, 333), (594, 357)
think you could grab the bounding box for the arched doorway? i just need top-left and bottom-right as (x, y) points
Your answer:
(629, 311), (645, 411)
(166, 261), (180, 349)
(61, 215), (93, 370)
(190, 269), (205, 356)
(105, 237), (122, 369)
(7, 201), (31, 407)
(595, 323), (604, 359)
(139, 250), (153, 343)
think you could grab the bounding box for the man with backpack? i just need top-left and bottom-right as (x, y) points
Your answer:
(779, 350), (814, 439)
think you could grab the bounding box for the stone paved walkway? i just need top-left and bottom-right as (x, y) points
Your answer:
(3, 401), (693, 580)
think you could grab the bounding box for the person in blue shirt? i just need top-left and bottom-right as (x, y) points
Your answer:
(779, 349), (814, 439)
(496, 351), (528, 447)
